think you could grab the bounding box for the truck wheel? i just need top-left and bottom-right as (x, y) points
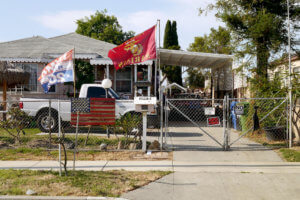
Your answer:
(37, 111), (58, 132)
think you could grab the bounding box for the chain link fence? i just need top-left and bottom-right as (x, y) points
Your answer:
(0, 97), (292, 156)
(0, 99), (163, 160)
(228, 98), (289, 150)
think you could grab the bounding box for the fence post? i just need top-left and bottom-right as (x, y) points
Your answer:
(226, 95), (231, 150)
(73, 111), (79, 171)
(164, 97), (168, 146)
(58, 100), (62, 176)
(286, 97), (289, 148)
(289, 96), (293, 148)
(223, 95), (230, 151)
(48, 99), (52, 148)
(142, 111), (147, 152)
(223, 96), (227, 150)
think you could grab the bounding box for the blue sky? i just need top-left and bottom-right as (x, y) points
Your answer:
(0, 0), (222, 50)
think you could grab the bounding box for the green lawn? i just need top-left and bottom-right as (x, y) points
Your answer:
(279, 148), (300, 162)
(0, 169), (171, 197)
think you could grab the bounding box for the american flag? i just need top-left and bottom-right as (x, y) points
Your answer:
(71, 98), (115, 126)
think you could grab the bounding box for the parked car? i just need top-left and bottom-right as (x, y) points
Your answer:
(20, 84), (140, 132)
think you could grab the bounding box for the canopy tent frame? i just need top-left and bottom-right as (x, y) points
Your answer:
(156, 48), (234, 149)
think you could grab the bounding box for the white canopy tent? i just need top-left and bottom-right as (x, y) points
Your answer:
(156, 49), (234, 149)
(158, 49), (233, 69)
(157, 49), (234, 98)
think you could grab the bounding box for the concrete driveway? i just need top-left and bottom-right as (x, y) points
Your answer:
(122, 127), (300, 200)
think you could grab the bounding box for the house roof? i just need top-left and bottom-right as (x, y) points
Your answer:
(49, 33), (116, 58)
(0, 36), (73, 60)
(0, 33), (116, 62)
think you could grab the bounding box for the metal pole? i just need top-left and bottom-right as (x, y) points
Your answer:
(157, 19), (163, 150)
(73, 111), (79, 171)
(287, 0), (292, 148)
(226, 95), (230, 149)
(73, 47), (76, 98)
(58, 100), (62, 176)
(164, 97), (167, 145)
(142, 112), (147, 151)
(106, 89), (109, 138)
(223, 96), (227, 150)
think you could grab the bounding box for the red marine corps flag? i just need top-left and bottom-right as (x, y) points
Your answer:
(108, 25), (156, 70)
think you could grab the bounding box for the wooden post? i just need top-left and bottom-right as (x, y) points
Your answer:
(3, 80), (7, 120)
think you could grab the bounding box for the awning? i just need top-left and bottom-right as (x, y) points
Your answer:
(90, 58), (153, 66)
(158, 49), (233, 69)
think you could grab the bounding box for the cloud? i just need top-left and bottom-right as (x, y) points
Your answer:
(117, 7), (222, 50)
(118, 11), (168, 34)
(33, 10), (94, 32)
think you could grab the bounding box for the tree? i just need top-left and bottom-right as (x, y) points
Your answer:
(203, 0), (300, 83)
(187, 26), (232, 91)
(188, 26), (232, 54)
(75, 10), (135, 92)
(76, 10), (134, 45)
(162, 20), (182, 85)
(74, 60), (94, 90)
(186, 69), (205, 90)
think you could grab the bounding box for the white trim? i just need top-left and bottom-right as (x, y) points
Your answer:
(90, 58), (153, 66)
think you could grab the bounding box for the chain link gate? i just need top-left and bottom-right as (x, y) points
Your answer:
(163, 97), (289, 151)
(163, 98), (226, 151)
(227, 97), (289, 150)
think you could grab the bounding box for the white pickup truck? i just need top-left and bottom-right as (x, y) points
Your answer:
(20, 84), (139, 132)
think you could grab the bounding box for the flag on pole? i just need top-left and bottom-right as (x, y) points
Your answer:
(108, 25), (156, 70)
(38, 49), (74, 93)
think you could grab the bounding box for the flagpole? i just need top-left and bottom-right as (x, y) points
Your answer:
(73, 47), (76, 98)
(157, 19), (163, 150)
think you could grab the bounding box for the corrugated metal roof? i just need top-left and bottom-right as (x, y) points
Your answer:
(159, 49), (233, 69)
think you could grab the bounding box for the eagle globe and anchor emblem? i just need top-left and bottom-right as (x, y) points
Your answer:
(124, 39), (143, 56)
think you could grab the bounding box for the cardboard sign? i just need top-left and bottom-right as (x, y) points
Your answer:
(234, 104), (244, 115)
(204, 107), (215, 115)
(207, 117), (220, 126)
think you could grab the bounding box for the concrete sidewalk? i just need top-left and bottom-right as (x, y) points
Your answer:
(1, 160), (300, 174)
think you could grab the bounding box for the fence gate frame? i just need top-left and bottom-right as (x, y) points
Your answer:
(164, 97), (228, 150)
(163, 96), (289, 151)
(227, 97), (289, 148)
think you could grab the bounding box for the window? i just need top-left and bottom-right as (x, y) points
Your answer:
(48, 85), (56, 93)
(96, 66), (105, 81)
(294, 67), (300, 74)
(87, 87), (107, 98)
(137, 86), (148, 96)
(137, 66), (148, 82)
(116, 67), (132, 93)
(15, 63), (38, 92)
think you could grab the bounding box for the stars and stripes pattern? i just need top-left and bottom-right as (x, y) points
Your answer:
(71, 98), (115, 126)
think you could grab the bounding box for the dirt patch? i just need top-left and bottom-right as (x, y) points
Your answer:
(27, 139), (58, 148)
(0, 141), (12, 149)
(0, 148), (173, 161)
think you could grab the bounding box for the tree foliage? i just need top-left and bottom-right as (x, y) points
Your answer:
(75, 60), (94, 90)
(189, 26), (233, 54)
(187, 26), (232, 89)
(204, 0), (300, 82)
(186, 69), (205, 90)
(162, 20), (182, 85)
(76, 10), (135, 45)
